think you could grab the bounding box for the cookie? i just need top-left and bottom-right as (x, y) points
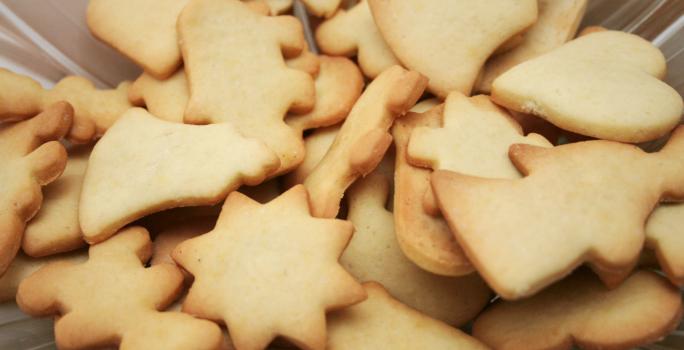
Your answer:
(0, 69), (132, 143)
(87, 0), (190, 79)
(645, 203), (684, 286)
(491, 30), (683, 143)
(0, 102), (72, 275)
(79, 108), (279, 243)
(129, 50), (319, 125)
(407, 92), (551, 214)
(172, 185), (366, 350)
(0, 250), (86, 303)
(300, 0), (342, 18)
(392, 104), (473, 276)
(327, 282), (489, 350)
(343, 161), (491, 325)
(431, 125), (684, 299)
(286, 56), (364, 133)
(23, 146), (90, 257)
(472, 270), (683, 350)
(179, 0), (315, 174)
(368, 0), (538, 97)
(128, 70), (188, 123)
(17, 226), (223, 350)
(284, 44), (321, 77)
(260, 0), (294, 15)
(476, 0), (587, 93)
(315, 0), (400, 78)
(303, 65), (427, 218)
(285, 125), (339, 187)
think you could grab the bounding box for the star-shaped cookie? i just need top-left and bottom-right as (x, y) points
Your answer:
(173, 185), (366, 350)
(17, 226), (223, 350)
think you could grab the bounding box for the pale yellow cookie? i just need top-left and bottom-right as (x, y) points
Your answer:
(645, 203), (684, 286)
(79, 108), (279, 243)
(476, 0), (587, 93)
(173, 186), (366, 350)
(491, 30), (683, 143)
(22, 146), (90, 257)
(344, 164), (491, 325)
(315, 0), (400, 78)
(244, 0), (294, 15)
(392, 105), (474, 276)
(284, 44), (321, 77)
(304, 65), (427, 218)
(128, 50), (320, 125)
(0, 250), (87, 303)
(0, 102), (72, 275)
(17, 227), (223, 350)
(408, 92), (551, 214)
(409, 93), (551, 179)
(327, 282), (489, 350)
(0, 69), (132, 143)
(129, 70), (188, 123)
(180, 0), (315, 174)
(473, 270), (683, 350)
(300, 0), (342, 18)
(368, 0), (538, 97)
(432, 126), (684, 299)
(87, 0), (190, 79)
(285, 125), (340, 187)
(286, 56), (364, 133)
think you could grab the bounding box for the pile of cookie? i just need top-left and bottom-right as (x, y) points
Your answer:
(1, 0), (683, 349)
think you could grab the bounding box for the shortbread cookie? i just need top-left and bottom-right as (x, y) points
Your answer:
(17, 227), (223, 350)
(410, 98), (440, 113)
(300, 0), (342, 18)
(409, 93), (550, 179)
(0, 251), (87, 302)
(0, 250), (88, 303)
(432, 125), (684, 299)
(129, 70), (188, 123)
(0, 103), (72, 275)
(285, 44), (321, 77)
(315, 0), (400, 78)
(79, 108), (279, 243)
(578, 25), (606, 37)
(129, 50), (319, 124)
(0, 69), (132, 143)
(646, 203), (684, 286)
(344, 165), (490, 325)
(476, 0), (587, 93)
(304, 65), (426, 218)
(285, 125), (340, 187)
(173, 186), (366, 350)
(392, 105), (473, 276)
(491, 30), (683, 143)
(368, 0), (538, 97)
(87, 0), (190, 78)
(473, 270), (683, 350)
(286, 56), (364, 133)
(408, 93), (551, 213)
(180, 0), (315, 174)
(328, 282), (489, 350)
(23, 146), (90, 257)
(262, 0), (294, 15)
